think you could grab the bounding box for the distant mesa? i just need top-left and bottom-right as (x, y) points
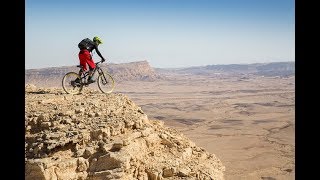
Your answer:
(157, 61), (295, 77)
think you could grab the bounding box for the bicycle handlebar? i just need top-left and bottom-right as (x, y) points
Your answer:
(95, 59), (106, 65)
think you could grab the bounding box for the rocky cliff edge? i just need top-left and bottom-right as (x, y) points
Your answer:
(25, 84), (225, 180)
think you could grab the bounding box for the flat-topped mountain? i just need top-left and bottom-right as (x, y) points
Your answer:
(25, 85), (225, 179)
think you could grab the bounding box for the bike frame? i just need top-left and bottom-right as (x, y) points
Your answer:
(79, 61), (106, 84)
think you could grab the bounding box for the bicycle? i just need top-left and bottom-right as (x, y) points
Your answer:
(62, 60), (115, 94)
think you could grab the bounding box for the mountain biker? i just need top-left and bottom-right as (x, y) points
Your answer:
(76, 36), (106, 84)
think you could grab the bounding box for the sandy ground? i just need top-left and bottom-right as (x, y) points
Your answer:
(111, 74), (295, 180)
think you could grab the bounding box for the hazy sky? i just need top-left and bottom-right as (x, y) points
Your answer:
(26, 0), (295, 69)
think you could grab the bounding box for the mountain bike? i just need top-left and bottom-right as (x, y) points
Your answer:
(62, 60), (115, 94)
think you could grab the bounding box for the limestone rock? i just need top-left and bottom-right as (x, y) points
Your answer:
(25, 87), (225, 179)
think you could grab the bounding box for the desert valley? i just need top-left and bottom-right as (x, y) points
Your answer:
(25, 61), (295, 180)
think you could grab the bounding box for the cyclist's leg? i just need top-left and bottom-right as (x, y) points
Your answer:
(78, 50), (90, 82)
(79, 50), (90, 71)
(87, 66), (96, 83)
(87, 56), (96, 83)
(79, 49), (96, 84)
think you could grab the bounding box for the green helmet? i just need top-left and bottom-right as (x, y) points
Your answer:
(93, 36), (103, 44)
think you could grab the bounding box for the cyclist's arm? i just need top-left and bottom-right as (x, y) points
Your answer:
(94, 45), (105, 61)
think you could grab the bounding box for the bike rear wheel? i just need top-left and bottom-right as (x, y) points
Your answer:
(97, 72), (115, 94)
(62, 72), (83, 94)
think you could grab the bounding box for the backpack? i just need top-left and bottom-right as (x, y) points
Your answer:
(78, 38), (94, 50)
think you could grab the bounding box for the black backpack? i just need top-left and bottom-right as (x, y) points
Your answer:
(78, 38), (94, 50)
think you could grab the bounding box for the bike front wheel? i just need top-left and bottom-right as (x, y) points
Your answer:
(62, 72), (83, 94)
(97, 72), (115, 94)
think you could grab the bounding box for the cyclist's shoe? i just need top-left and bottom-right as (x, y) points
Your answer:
(75, 78), (80, 83)
(87, 78), (96, 84)
(71, 80), (81, 87)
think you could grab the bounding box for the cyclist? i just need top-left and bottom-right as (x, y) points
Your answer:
(76, 36), (106, 84)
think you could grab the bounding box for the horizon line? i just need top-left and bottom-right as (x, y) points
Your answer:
(25, 60), (295, 70)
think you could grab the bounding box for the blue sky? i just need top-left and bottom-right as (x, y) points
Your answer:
(25, 0), (295, 69)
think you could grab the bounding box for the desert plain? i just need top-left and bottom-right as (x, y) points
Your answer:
(114, 73), (295, 180)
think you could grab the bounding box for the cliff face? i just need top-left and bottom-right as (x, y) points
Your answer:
(25, 61), (160, 87)
(25, 85), (225, 180)
(106, 61), (160, 81)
